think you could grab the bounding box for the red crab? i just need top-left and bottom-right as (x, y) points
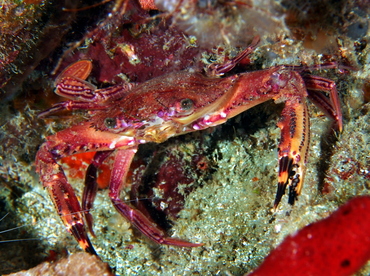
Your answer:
(35, 37), (342, 254)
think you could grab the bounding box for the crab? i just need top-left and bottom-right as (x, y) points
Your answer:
(35, 37), (343, 255)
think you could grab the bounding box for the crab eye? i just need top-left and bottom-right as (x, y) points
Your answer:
(104, 117), (116, 128)
(176, 98), (194, 113)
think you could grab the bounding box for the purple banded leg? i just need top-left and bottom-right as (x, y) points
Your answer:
(109, 148), (203, 247)
(82, 150), (114, 236)
(303, 75), (343, 132)
(284, 63), (343, 131)
(39, 83), (134, 118)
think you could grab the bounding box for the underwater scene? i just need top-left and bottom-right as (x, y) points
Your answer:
(0, 0), (369, 275)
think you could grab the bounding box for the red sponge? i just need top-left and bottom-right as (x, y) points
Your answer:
(249, 196), (370, 276)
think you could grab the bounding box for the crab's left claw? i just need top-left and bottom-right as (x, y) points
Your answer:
(273, 70), (343, 209)
(274, 98), (309, 209)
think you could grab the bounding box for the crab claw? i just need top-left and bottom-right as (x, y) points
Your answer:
(36, 142), (97, 255)
(36, 121), (202, 253)
(274, 107), (309, 209)
(273, 69), (343, 209)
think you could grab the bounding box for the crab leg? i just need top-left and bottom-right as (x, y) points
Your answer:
(36, 143), (97, 255)
(109, 149), (203, 247)
(188, 68), (312, 208)
(303, 75), (343, 131)
(274, 74), (343, 206)
(284, 64), (343, 131)
(55, 59), (93, 83)
(83, 150), (114, 236)
(38, 100), (107, 118)
(208, 36), (260, 76)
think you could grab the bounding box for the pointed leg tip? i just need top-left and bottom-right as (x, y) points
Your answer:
(273, 199), (281, 212)
(274, 182), (287, 210)
(162, 237), (203, 248)
(338, 121), (343, 133)
(184, 242), (204, 248)
(85, 213), (96, 238)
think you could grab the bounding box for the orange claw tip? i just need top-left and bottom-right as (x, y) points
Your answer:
(338, 116), (343, 133)
(70, 223), (97, 255)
